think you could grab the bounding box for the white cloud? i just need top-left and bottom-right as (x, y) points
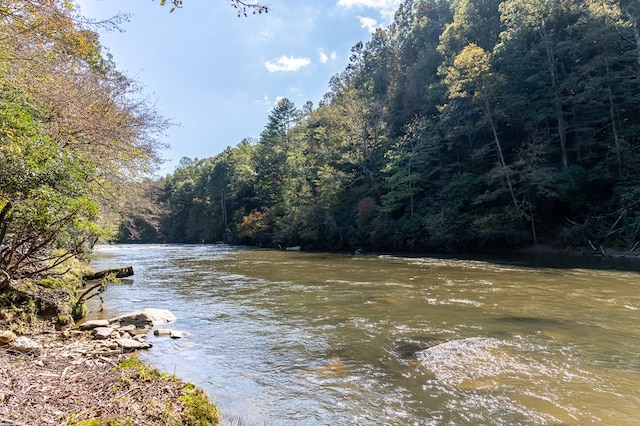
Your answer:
(318, 50), (337, 64)
(337, 0), (402, 21)
(264, 55), (311, 73)
(358, 16), (378, 32)
(257, 95), (286, 111)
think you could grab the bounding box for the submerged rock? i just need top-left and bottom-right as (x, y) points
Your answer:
(153, 329), (187, 339)
(394, 337), (447, 358)
(416, 337), (521, 388)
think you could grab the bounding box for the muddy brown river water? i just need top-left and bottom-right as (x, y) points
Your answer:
(89, 244), (640, 425)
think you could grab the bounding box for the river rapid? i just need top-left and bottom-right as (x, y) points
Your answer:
(88, 244), (640, 425)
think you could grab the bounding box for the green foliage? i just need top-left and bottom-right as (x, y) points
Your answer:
(114, 356), (168, 382)
(145, 0), (640, 253)
(178, 383), (221, 425)
(0, 0), (166, 306)
(111, 357), (220, 425)
(0, 294), (37, 332)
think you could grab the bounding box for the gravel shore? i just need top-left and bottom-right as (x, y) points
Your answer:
(0, 321), (219, 425)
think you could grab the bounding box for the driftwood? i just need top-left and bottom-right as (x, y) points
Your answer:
(83, 266), (134, 281)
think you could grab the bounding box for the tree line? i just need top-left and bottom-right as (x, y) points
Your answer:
(125, 0), (640, 253)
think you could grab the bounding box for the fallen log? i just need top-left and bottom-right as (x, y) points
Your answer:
(83, 266), (134, 281)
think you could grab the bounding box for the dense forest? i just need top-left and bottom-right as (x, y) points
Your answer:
(124, 0), (640, 253)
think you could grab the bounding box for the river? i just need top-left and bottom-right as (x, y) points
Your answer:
(87, 244), (640, 425)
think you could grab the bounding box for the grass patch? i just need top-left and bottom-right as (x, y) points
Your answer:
(111, 357), (220, 425)
(179, 383), (221, 425)
(114, 356), (170, 383)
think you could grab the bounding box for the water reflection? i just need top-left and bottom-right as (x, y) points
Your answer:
(89, 244), (640, 425)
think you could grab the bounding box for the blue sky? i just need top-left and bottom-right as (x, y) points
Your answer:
(75, 0), (402, 176)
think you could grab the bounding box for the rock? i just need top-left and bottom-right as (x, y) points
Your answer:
(9, 336), (43, 354)
(77, 319), (110, 330)
(117, 324), (137, 333)
(394, 337), (447, 359)
(153, 329), (186, 338)
(133, 327), (152, 336)
(115, 338), (152, 352)
(92, 327), (114, 339)
(0, 330), (16, 345)
(100, 341), (119, 350)
(416, 337), (512, 387)
(109, 308), (176, 328)
(170, 330), (187, 339)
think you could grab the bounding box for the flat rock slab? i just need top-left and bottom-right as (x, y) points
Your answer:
(9, 336), (43, 354)
(109, 308), (176, 328)
(115, 338), (152, 351)
(78, 320), (111, 330)
(92, 327), (114, 339)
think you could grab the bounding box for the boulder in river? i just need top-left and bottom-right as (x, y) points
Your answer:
(109, 308), (176, 328)
(169, 330), (187, 339)
(394, 337), (447, 358)
(153, 329), (187, 339)
(416, 337), (522, 389)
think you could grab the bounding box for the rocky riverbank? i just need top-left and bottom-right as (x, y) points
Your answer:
(0, 311), (219, 425)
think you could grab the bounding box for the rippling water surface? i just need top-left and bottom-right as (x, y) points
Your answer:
(88, 244), (640, 425)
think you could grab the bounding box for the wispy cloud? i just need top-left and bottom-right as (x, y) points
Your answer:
(264, 55), (311, 72)
(337, 0), (401, 22)
(256, 95), (286, 111)
(318, 50), (337, 64)
(358, 16), (378, 32)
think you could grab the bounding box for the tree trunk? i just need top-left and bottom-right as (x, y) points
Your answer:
(83, 266), (134, 281)
(484, 98), (519, 210)
(625, 9), (640, 72)
(0, 269), (9, 291)
(540, 27), (568, 168)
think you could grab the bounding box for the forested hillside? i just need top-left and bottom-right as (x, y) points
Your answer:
(135, 0), (640, 253)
